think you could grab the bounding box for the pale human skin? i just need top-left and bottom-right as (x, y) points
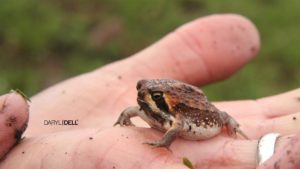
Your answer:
(0, 14), (300, 169)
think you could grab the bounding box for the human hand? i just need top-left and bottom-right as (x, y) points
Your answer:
(0, 14), (299, 169)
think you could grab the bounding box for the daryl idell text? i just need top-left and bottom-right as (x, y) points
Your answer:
(44, 120), (79, 126)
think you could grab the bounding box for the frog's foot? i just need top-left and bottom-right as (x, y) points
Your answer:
(113, 116), (134, 126)
(143, 140), (172, 152)
(113, 106), (140, 127)
(113, 112), (135, 126)
(227, 117), (249, 140)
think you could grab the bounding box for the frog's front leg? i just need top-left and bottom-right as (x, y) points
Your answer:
(143, 119), (182, 149)
(114, 106), (141, 126)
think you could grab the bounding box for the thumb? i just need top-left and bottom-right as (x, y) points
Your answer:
(0, 91), (29, 159)
(101, 14), (260, 85)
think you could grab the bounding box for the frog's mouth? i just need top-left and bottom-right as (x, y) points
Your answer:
(137, 97), (157, 117)
(137, 98), (150, 112)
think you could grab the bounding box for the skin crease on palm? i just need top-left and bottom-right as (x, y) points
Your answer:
(0, 14), (299, 169)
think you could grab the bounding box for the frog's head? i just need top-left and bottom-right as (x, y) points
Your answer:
(136, 79), (173, 114)
(136, 79), (207, 115)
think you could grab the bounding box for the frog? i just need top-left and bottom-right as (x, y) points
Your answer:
(114, 79), (248, 149)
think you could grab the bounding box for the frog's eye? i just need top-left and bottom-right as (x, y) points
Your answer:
(151, 91), (169, 112)
(151, 92), (163, 101)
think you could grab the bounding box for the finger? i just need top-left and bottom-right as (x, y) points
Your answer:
(211, 89), (300, 138)
(0, 91), (29, 160)
(235, 112), (300, 139)
(101, 14), (260, 85)
(256, 88), (300, 118)
(209, 88), (299, 119)
(257, 132), (300, 169)
(256, 112), (300, 137)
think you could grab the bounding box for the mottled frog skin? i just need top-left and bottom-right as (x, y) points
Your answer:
(114, 79), (248, 148)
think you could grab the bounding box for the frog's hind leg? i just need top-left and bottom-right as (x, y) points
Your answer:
(220, 111), (249, 139)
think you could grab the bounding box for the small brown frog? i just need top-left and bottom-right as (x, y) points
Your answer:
(114, 79), (248, 149)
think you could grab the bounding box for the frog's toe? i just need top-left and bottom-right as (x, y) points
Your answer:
(125, 120), (135, 126)
(113, 121), (120, 126)
(113, 114), (135, 126)
(143, 140), (172, 151)
(235, 128), (249, 140)
(113, 119), (134, 127)
(143, 140), (158, 146)
(227, 125), (249, 140)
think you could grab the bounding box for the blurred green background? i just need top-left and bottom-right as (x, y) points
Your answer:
(0, 0), (299, 100)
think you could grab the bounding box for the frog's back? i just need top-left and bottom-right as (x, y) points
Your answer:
(156, 80), (224, 139)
